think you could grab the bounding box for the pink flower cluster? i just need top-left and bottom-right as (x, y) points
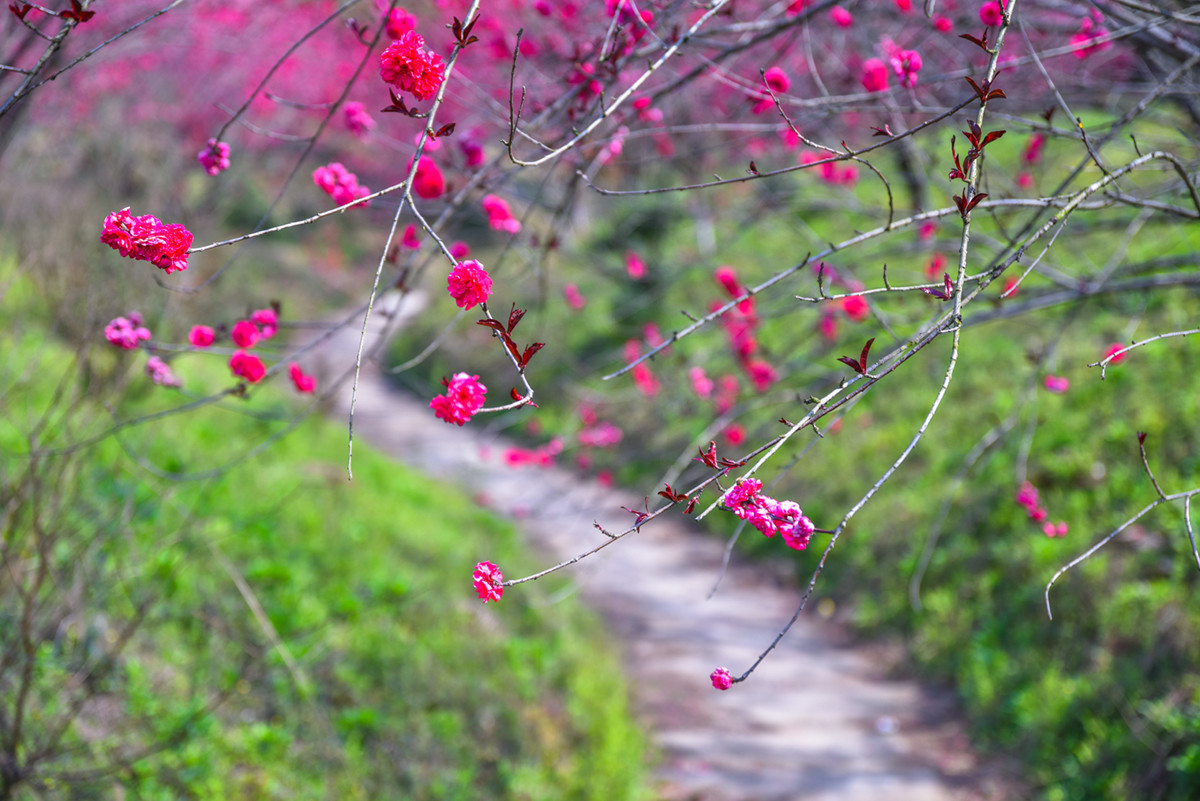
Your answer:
(197, 138), (230, 175)
(721, 478), (815, 551)
(446, 259), (492, 309)
(473, 560), (504, 603)
(1016, 482), (1068, 538)
(145, 356), (181, 387)
(289, 362), (317, 394)
(313, 162), (370, 207)
(221, 308), (283, 387)
(482, 194), (521, 234)
(101, 208), (193, 274)
(380, 30), (445, 101)
(1044, 374), (1070, 394)
(889, 48), (922, 89)
(343, 101), (376, 136)
(105, 313), (151, 350)
(430, 372), (487, 425)
(1071, 13), (1111, 60)
(710, 666), (733, 691)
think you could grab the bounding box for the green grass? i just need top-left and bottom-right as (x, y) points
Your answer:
(0, 259), (649, 801)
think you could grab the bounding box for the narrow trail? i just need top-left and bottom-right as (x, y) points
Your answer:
(315, 296), (1007, 801)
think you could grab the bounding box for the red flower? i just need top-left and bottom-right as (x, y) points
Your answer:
(101, 208), (193, 274)
(430, 372), (487, 425)
(380, 30), (445, 101)
(446, 260), (493, 309)
(472, 561), (504, 603)
(411, 156), (444, 199)
(289, 362), (317, 394)
(710, 667), (733, 690)
(861, 58), (889, 92)
(231, 320), (261, 349)
(188, 325), (215, 348)
(229, 350), (266, 383)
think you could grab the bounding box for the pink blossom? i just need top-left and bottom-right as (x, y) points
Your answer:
(229, 350), (266, 383)
(830, 6), (853, 27)
(482, 194), (521, 234)
(1016, 482), (1039, 509)
(1024, 133), (1045, 165)
(101, 208), (193, 274)
(1104, 343), (1127, 364)
(313, 162), (370, 207)
(919, 221), (938, 240)
(746, 360), (778, 393)
(380, 30), (445, 101)
(772, 499), (815, 551)
(231, 319), (261, 349)
(1043, 521), (1068, 538)
(446, 260), (493, 309)
(1071, 17), (1111, 59)
(459, 135), (485, 168)
(714, 266), (742, 297)
(563, 283), (586, 310)
(841, 295), (869, 322)
(724, 423), (746, 446)
(632, 363), (660, 397)
(597, 470), (614, 488)
(934, 16), (953, 32)
(1017, 172), (1033, 190)
(430, 372), (487, 425)
(197, 138), (230, 175)
(384, 6), (416, 39)
(710, 667), (733, 691)
(861, 59), (889, 93)
(289, 362), (317, 394)
(250, 308), (277, 338)
(980, 1), (1004, 27)
(578, 421), (623, 448)
(343, 101), (376, 136)
(411, 156), (445, 199)
(449, 241), (471, 260)
(145, 356), (181, 387)
(890, 49), (922, 89)
(472, 561), (504, 603)
(188, 325), (215, 348)
(643, 323), (664, 349)
(894, 0), (912, 10)
(689, 366), (714, 399)
(104, 315), (152, 350)
(402, 224), (421, 249)
(715, 375), (740, 415)
(1044, 374), (1070, 394)
(819, 312), (838, 341)
(625, 250), (646, 279)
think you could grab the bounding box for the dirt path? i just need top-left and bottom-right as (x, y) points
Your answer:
(315, 296), (1006, 801)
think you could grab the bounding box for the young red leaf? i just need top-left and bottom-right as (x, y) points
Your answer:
(9, 3), (30, 20)
(964, 192), (988, 214)
(748, 161), (759, 175)
(981, 129), (1006, 147)
(871, 124), (893, 137)
(519, 342), (545, 369)
(507, 305), (526, 334)
(433, 122), (456, 138)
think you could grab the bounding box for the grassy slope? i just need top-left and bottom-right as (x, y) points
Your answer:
(0, 260), (648, 800)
